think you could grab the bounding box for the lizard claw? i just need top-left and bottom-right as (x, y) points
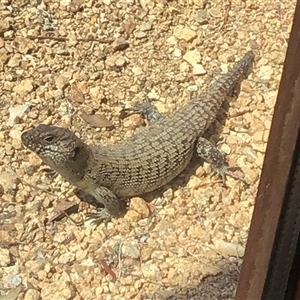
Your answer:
(85, 209), (112, 225)
(120, 97), (164, 123)
(211, 165), (248, 186)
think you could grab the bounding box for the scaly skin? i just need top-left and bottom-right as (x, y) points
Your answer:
(21, 50), (254, 221)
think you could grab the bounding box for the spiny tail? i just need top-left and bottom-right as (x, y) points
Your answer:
(210, 50), (254, 98)
(199, 50), (254, 108)
(175, 50), (255, 133)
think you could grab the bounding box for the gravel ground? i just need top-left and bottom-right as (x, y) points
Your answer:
(0, 0), (295, 299)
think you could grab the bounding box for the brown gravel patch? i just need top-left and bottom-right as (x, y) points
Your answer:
(0, 0), (295, 299)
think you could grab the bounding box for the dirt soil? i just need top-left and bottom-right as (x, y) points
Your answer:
(0, 0), (295, 299)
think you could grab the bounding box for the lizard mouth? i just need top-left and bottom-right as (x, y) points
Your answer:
(21, 130), (33, 149)
(21, 129), (44, 155)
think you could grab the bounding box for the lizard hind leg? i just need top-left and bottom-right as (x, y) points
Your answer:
(196, 137), (246, 185)
(134, 97), (164, 123)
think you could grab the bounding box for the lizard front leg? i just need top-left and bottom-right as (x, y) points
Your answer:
(121, 97), (164, 123)
(133, 98), (164, 123)
(196, 137), (246, 185)
(85, 186), (127, 223)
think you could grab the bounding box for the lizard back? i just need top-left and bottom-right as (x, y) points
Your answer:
(85, 51), (254, 196)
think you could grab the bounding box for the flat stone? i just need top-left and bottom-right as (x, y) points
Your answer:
(140, 22), (153, 31)
(214, 240), (245, 257)
(122, 240), (140, 259)
(0, 18), (11, 35)
(13, 79), (34, 95)
(111, 37), (129, 52)
(193, 63), (206, 75)
(134, 31), (147, 39)
(130, 197), (150, 218)
(195, 9), (208, 25)
(258, 65), (273, 81)
(8, 104), (30, 126)
(173, 25), (197, 42)
(0, 248), (11, 267)
(183, 49), (201, 66)
(132, 65), (143, 76)
(173, 48), (182, 57)
(141, 262), (161, 278)
(166, 36), (177, 45)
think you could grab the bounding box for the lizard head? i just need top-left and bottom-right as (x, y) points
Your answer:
(21, 124), (86, 173)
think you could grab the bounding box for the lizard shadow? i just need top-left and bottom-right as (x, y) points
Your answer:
(149, 257), (241, 300)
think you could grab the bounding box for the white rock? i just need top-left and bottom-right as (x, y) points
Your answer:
(180, 61), (190, 73)
(90, 86), (101, 100)
(122, 240), (140, 259)
(141, 263), (161, 278)
(60, 0), (71, 5)
(58, 252), (75, 264)
(132, 65), (143, 76)
(214, 239), (245, 257)
(140, 0), (155, 10)
(258, 65), (273, 81)
(148, 88), (160, 100)
(193, 63), (206, 75)
(115, 57), (126, 67)
(166, 36), (177, 45)
(55, 71), (72, 90)
(9, 128), (22, 140)
(0, 248), (11, 267)
(8, 104), (30, 126)
(220, 143), (231, 155)
(140, 22), (152, 31)
(24, 289), (41, 300)
(187, 85), (198, 92)
(134, 31), (147, 39)
(183, 49), (201, 66)
(220, 63), (229, 73)
(13, 79), (34, 95)
(264, 90), (277, 109)
(173, 48), (182, 57)
(173, 25), (197, 42)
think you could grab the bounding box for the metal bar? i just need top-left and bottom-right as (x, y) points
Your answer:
(235, 0), (300, 298)
(262, 133), (300, 298)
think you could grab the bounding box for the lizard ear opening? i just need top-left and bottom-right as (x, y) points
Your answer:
(70, 146), (81, 161)
(74, 146), (81, 156)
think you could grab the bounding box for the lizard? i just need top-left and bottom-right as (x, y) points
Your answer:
(21, 50), (254, 223)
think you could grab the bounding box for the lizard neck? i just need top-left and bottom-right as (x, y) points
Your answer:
(49, 142), (93, 186)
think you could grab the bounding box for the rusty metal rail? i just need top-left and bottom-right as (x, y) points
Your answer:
(236, 0), (300, 299)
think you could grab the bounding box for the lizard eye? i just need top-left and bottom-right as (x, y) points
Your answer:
(44, 135), (54, 143)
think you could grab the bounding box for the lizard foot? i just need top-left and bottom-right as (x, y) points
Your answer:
(196, 137), (247, 186)
(211, 165), (248, 186)
(85, 209), (112, 225)
(120, 97), (164, 123)
(84, 186), (127, 225)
